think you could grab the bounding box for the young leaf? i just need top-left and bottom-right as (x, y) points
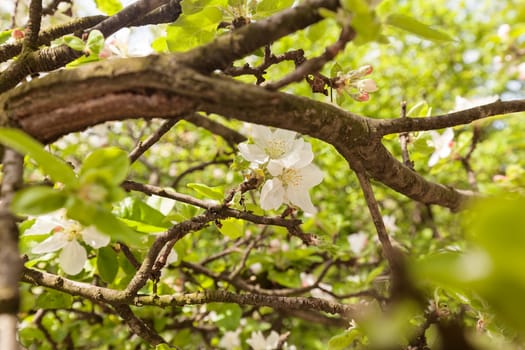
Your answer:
(36, 289), (73, 309)
(95, 0), (123, 15)
(62, 35), (86, 51)
(328, 328), (362, 350)
(187, 183), (224, 201)
(217, 218), (244, 239)
(11, 186), (67, 215)
(91, 207), (144, 247)
(86, 30), (105, 56)
(80, 147), (129, 185)
(385, 14), (454, 42)
(0, 128), (78, 186)
(255, 0), (294, 18)
(97, 246), (119, 283)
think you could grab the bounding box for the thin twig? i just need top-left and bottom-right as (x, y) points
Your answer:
(113, 304), (167, 346)
(398, 101), (415, 170)
(353, 168), (398, 270)
(128, 118), (179, 164)
(265, 26), (355, 91)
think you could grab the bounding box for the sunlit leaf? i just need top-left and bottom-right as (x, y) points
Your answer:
(11, 186), (67, 215)
(385, 14), (454, 42)
(0, 128), (78, 186)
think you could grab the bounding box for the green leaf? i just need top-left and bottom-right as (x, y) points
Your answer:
(97, 246), (119, 283)
(268, 269), (301, 288)
(62, 35), (86, 51)
(406, 100), (429, 117)
(217, 218), (244, 239)
(187, 183), (224, 201)
(36, 289), (73, 309)
(86, 30), (105, 56)
(66, 198), (142, 246)
(91, 208), (143, 247)
(117, 197), (170, 228)
(95, 0), (123, 15)
(341, 0), (370, 14)
(80, 147), (129, 185)
(207, 303), (242, 330)
(385, 14), (454, 42)
(328, 328), (362, 350)
(255, 0), (294, 18)
(0, 30), (12, 45)
(0, 128), (78, 186)
(11, 186), (67, 215)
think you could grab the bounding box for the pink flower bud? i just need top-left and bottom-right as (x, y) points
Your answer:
(357, 79), (378, 93)
(358, 64), (373, 75)
(12, 29), (25, 40)
(354, 92), (370, 102)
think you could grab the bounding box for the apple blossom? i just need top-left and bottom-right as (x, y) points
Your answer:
(348, 231), (368, 254)
(382, 215), (399, 233)
(238, 125), (313, 168)
(218, 330), (241, 349)
(246, 330), (280, 350)
(28, 210), (110, 275)
(427, 128), (454, 167)
(260, 161), (323, 214)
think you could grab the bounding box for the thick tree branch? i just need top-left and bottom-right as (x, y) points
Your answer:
(0, 0), (181, 93)
(0, 150), (25, 350)
(21, 267), (362, 320)
(378, 99), (525, 135)
(177, 0), (339, 72)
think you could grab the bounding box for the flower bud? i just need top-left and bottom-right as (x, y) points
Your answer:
(357, 64), (373, 76)
(12, 29), (25, 40)
(357, 79), (378, 93)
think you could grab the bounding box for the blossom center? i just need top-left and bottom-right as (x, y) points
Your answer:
(264, 140), (287, 159)
(281, 168), (302, 187)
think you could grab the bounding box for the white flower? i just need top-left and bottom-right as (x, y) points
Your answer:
(518, 62), (525, 81)
(260, 161), (323, 214)
(246, 330), (280, 350)
(356, 79), (378, 93)
(238, 125), (313, 168)
(348, 232), (368, 254)
(219, 330), (241, 349)
(29, 210), (110, 275)
(453, 95), (498, 111)
(497, 24), (510, 41)
(427, 128), (454, 167)
(382, 215), (399, 233)
(300, 273), (334, 300)
(250, 262), (263, 274)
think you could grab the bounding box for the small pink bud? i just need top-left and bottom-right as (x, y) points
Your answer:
(355, 92), (369, 102)
(359, 64), (373, 75)
(12, 29), (25, 40)
(492, 174), (507, 182)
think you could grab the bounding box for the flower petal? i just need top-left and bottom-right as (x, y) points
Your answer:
(286, 188), (317, 214)
(25, 214), (64, 235)
(428, 151), (440, 167)
(59, 240), (87, 275)
(280, 140), (313, 168)
(260, 179), (284, 210)
(266, 331), (280, 349)
(32, 232), (69, 254)
(238, 143), (268, 163)
(267, 161), (284, 177)
(81, 226), (110, 248)
(296, 164), (324, 188)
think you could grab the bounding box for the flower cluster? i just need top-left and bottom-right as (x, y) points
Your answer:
(28, 210), (110, 275)
(239, 125), (323, 214)
(334, 64), (378, 102)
